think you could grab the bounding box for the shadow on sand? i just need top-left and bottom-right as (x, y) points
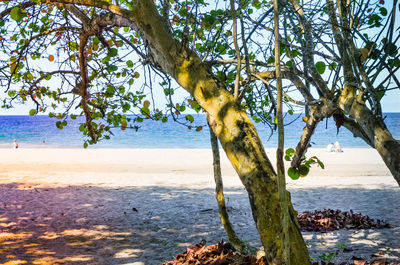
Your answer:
(0, 183), (399, 264)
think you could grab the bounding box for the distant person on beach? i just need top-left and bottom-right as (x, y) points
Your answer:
(43, 140), (46, 145)
(13, 139), (19, 149)
(326, 143), (334, 152)
(335, 141), (343, 152)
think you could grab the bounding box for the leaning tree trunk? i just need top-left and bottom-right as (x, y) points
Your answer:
(339, 84), (400, 186)
(126, 2), (311, 263)
(56, 0), (311, 263)
(325, 0), (400, 186)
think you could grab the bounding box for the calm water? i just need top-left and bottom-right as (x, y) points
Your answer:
(0, 113), (399, 149)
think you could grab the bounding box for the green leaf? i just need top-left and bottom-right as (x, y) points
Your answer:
(384, 43), (397, 56)
(288, 109), (293, 115)
(185, 114), (194, 123)
(328, 62), (337, 70)
(253, 116), (261, 123)
(315, 61), (326, 74)
(93, 36), (100, 45)
(377, 89), (385, 99)
(70, 114), (77, 120)
(291, 50), (301, 57)
(126, 60), (134, 68)
(108, 48), (118, 57)
(285, 148), (295, 156)
(379, 7), (387, 16)
(8, 90), (16, 97)
(106, 86), (116, 96)
(317, 159), (325, 169)
(284, 155), (291, 161)
(29, 109), (36, 116)
(162, 116), (168, 123)
(56, 121), (63, 129)
(107, 65), (118, 72)
(10, 7), (26, 22)
(288, 167), (300, 180)
(83, 142), (88, 149)
(391, 58), (400, 67)
(298, 165), (310, 176)
(141, 107), (150, 116)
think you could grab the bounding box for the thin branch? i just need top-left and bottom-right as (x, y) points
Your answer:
(230, 0), (241, 100)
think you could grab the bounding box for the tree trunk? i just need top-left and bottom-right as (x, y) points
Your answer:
(52, 0), (311, 263)
(274, 0), (291, 263)
(127, 1), (311, 263)
(339, 84), (400, 186)
(208, 123), (255, 254)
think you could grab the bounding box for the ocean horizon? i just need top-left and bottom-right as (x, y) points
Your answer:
(0, 113), (399, 149)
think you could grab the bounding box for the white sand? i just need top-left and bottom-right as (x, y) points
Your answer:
(0, 148), (399, 264)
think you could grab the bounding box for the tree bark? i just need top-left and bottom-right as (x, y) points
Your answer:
(339, 85), (400, 186)
(208, 123), (255, 254)
(274, 0), (291, 263)
(38, 0), (311, 263)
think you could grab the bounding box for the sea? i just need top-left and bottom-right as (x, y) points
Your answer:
(0, 113), (399, 149)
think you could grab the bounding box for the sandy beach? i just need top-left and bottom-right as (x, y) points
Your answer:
(0, 148), (399, 264)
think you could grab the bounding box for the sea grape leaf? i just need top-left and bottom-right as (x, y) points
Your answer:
(108, 48), (118, 57)
(315, 61), (326, 74)
(285, 148), (295, 157)
(288, 167), (300, 180)
(126, 60), (134, 68)
(298, 165), (310, 177)
(10, 7), (26, 22)
(328, 62), (337, 70)
(384, 43), (397, 56)
(377, 89), (385, 99)
(186, 114), (194, 123)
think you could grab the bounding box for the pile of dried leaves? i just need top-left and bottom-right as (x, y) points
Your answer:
(312, 261), (400, 265)
(161, 209), (397, 265)
(161, 241), (399, 265)
(298, 209), (394, 232)
(161, 241), (267, 265)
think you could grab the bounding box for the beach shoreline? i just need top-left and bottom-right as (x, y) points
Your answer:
(0, 148), (399, 264)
